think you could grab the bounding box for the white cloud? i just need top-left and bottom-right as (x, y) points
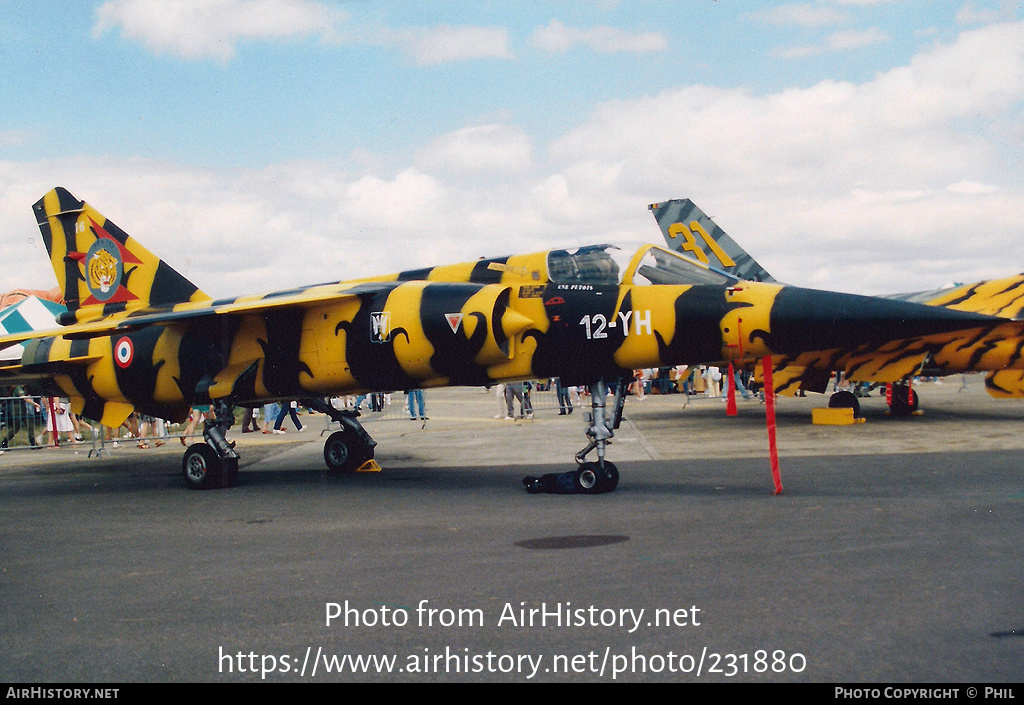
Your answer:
(544, 22), (1024, 293)
(343, 168), (446, 230)
(946, 180), (1000, 195)
(391, 25), (514, 65)
(552, 22), (1024, 188)
(92, 0), (348, 61)
(531, 20), (667, 54)
(92, 1), (513, 66)
(0, 159), (448, 297)
(778, 26), (889, 58)
(5, 21), (1024, 300)
(415, 124), (533, 174)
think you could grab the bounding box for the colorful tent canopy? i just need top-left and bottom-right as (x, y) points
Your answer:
(0, 295), (66, 361)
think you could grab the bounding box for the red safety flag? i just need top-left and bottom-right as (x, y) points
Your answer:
(762, 357), (783, 495)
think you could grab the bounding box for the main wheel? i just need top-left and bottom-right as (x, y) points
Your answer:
(888, 383), (919, 416)
(324, 429), (372, 473)
(182, 443), (227, 490)
(828, 390), (861, 418)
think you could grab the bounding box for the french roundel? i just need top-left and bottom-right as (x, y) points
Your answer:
(114, 336), (134, 369)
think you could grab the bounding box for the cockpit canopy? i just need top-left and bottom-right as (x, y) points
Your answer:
(546, 243), (739, 287)
(546, 245), (626, 286)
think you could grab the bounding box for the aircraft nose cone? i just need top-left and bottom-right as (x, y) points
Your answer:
(763, 287), (1000, 354)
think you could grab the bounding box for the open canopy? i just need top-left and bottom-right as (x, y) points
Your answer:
(546, 243), (740, 287)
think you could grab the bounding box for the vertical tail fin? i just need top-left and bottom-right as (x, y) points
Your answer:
(32, 187), (211, 323)
(649, 199), (775, 283)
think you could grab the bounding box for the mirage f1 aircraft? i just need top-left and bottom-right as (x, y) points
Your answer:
(650, 198), (1024, 415)
(0, 188), (1015, 492)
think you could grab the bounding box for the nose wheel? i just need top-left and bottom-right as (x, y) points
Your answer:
(577, 460), (619, 493)
(522, 460), (619, 495)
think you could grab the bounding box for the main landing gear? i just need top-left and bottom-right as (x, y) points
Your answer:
(523, 378), (624, 495)
(182, 400), (239, 490)
(181, 397), (377, 489)
(886, 381), (919, 416)
(827, 381), (920, 419)
(303, 397), (377, 473)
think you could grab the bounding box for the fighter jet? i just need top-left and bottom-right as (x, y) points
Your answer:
(0, 188), (1011, 492)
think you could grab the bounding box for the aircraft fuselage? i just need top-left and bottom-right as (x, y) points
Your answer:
(19, 276), (1005, 426)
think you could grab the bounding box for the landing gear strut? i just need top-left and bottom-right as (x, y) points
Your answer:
(180, 397), (377, 489)
(303, 397), (377, 472)
(182, 399), (240, 490)
(523, 378), (624, 494)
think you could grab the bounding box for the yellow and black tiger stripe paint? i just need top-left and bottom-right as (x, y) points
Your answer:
(33, 188), (211, 325)
(2, 188), (1019, 427)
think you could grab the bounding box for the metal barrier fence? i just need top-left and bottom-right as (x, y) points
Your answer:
(1, 378), (691, 453)
(318, 376), (695, 428)
(313, 378), (691, 428)
(0, 395), (98, 453)
(0, 394), (190, 455)
(319, 383), (573, 425)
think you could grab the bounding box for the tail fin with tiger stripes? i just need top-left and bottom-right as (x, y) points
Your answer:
(649, 198), (776, 283)
(32, 187), (211, 324)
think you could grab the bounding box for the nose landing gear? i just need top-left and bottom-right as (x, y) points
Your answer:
(523, 378), (625, 495)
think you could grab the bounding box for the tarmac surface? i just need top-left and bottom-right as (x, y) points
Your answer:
(1, 376), (1022, 683)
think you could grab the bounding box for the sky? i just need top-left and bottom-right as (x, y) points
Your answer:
(1, 0), (1023, 298)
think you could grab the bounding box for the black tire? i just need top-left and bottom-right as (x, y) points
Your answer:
(220, 457), (239, 489)
(828, 390), (861, 418)
(598, 461), (619, 493)
(889, 383), (919, 416)
(182, 443), (224, 490)
(324, 429), (371, 473)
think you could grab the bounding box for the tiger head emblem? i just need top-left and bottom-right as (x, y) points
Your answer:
(83, 239), (123, 302)
(88, 247), (118, 294)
